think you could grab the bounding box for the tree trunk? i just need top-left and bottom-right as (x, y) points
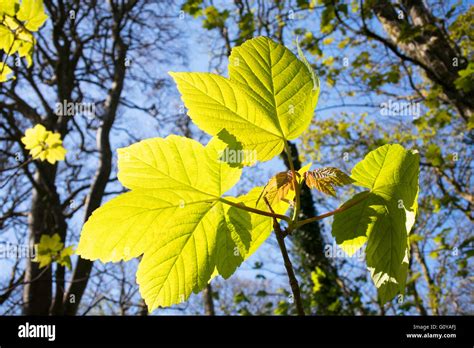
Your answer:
(23, 167), (67, 315)
(281, 141), (344, 314)
(63, 35), (128, 316)
(23, 181), (52, 315)
(372, 0), (473, 120)
(203, 284), (215, 315)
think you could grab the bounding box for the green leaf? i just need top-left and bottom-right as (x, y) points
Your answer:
(77, 135), (288, 311)
(77, 135), (241, 263)
(331, 191), (372, 255)
(332, 144), (419, 303)
(170, 36), (319, 162)
(311, 266), (325, 294)
(0, 24), (15, 53)
(137, 185), (289, 310)
(58, 245), (74, 269)
(116, 135), (240, 194)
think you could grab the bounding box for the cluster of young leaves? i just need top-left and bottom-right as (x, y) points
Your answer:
(33, 233), (74, 269)
(0, 0), (48, 82)
(21, 124), (67, 164)
(77, 36), (419, 311)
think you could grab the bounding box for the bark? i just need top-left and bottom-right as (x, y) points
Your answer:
(23, 167), (67, 315)
(281, 141), (344, 314)
(62, 25), (129, 316)
(22, 1), (79, 315)
(371, 0), (473, 120)
(203, 284), (216, 316)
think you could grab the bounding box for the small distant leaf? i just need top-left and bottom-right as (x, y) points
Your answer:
(304, 167), (353, 196)
(409, 234), (424, 243)
(0, 24), (16, 52)
(33, 233), (74, 269)
(21, 124), (67, 164)
(17, 0), (48, 31)
(58, 245), (75, 269)
(311, 266), (326, 294)
(0, 62), (14, 82)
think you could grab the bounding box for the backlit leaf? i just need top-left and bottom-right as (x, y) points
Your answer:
(77, 135), (288, 311)
(332, 144), (419, 303)
(170, 36), (319, 162)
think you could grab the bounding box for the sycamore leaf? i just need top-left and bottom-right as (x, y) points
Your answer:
(58, 245), (74, 269)
(170, 36), (319, 162)
(17, 0), (48, 31)
(77, 135), (289, 311)
(304, 167), (353, 196)
(331, 191), (372, 254)
(19, 42), (34, 67)
(225, 187), (289, 259)
(332, 144), (419, 303)
(78, 135), (241, 263)
(311, 267), (326, 294)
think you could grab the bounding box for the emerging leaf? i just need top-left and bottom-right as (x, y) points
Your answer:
(304, 167), (353, 196)
(257, 170), (297, 207)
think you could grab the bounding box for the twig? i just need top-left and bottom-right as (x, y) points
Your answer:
(219, 197), (291, 223)
(294, 191), (370, 229)
(264, 197), (305, 316)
